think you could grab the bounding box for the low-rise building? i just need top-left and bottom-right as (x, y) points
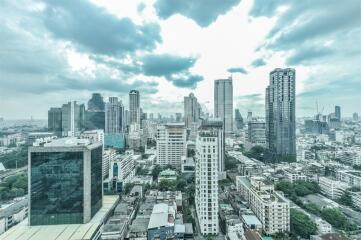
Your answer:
(158, 169), (177, 183)
(318, 177), (348, 199)
(236, 176), (290, 234)
(336, 170), (361, 187)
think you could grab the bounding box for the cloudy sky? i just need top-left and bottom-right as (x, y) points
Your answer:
(0, 0), (360, 119)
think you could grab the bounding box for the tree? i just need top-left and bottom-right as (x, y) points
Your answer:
(151, 165), (162, 179)
(159, 180), (176, 191)
(225, 155), (238, 170)
(303, 203), (321, 216)
(320, 208), (357, 230)
(337, 191), (353, 207)
(290, 209), (317, 238)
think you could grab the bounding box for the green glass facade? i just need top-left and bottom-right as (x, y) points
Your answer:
(91, 147), (102, 218)
(30, 151), (84, 225)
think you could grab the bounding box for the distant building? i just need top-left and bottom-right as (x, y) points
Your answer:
(335, 105), (341, 121)
(214, 77), (233, 136)
(318, 177), (348, 199)
(353, 112), (359, 122)
(61, 101), (86, 137)
(184, 93), (201, 129)
(129, 90), (140, 125)
(88, 93), (105, 111)
(105, 97), (125, 134)
(48, 107), (62, 136)
(305, 119), (329, 134)
(29, 138), (103, 225)
(245, 119), (266, 151)
(156, 123), (186, 169)
(86, 93), (106, 130)
(266, 68), (296, 158)
(235, 109), (244, 130)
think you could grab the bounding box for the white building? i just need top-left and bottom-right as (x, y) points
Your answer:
(214, 77), (233, 136)
(315, 218), (332, 234)
(236, 176), (290, 234)
(336, 170), (361, 187)
(195, 121), (222, 235)
(103, 149), (117, 179)
(156, 123), (186, 168)
(318, 177), (348, 199)
(158, 169), (177, 183)
(109, 150), (136, 184)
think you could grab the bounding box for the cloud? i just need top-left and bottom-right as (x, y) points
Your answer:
(251, 0), (361, 65)
(235, 93), (264, 115)
(154, 0), (241, 27)
(251, 58), (266, 67)
(41, 0), (161, 56)
(141, 54), (196, 76)
(227, 67), (248, 74)
(286, 46), (333, 65)
(169, 74), (203, 89)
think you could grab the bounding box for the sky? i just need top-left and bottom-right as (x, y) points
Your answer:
(0, 0), (360, 119)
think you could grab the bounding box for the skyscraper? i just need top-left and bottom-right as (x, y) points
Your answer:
(88, 93), (105, 111)
(235, 109), (244, 130)
(48, 107), (62, 136)
(61, 101), (86, 137)
(156, 123), (186, 168)
(195, 120), (223, 235)
(105, 97), (124, 134)
(129, 90), (140, 125)
(184, 93), (201, 128)
(29, 138), (103, 225)
(335, 105), (341, 121)
(86, 93), (105, 130)
(266, 68), (296, 158)
(214, 77), (233, 136)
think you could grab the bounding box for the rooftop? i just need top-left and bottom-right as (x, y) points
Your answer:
(0, 195), (119, 240)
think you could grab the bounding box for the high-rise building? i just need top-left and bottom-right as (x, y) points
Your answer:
(29, 138), (103, 225)
(129, 90), (140, 125)
(175, 113), (182, 122)
(61, 101), (86, 137)
(335, 105), (341, 121)
(48, 107), (62, 136)
(88, 93), (105, 111)
(266, 68), (296, 158)
(184, 93), (201, 128)
(156, 123), (186, 168)
(353, 112), (359, 122)
(247, 111), (253, 122)
(235, 109), (244, 130)
(105, 97), (124, 134)
(246, 119), (266, 151)
(214, 77), (233, 136)
(195, 120), (223, 235)
(86, 93), (105, 130)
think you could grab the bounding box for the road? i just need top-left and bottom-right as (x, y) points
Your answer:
(0, 166), (27, 181)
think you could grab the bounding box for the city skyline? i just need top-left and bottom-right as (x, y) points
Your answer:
(0, 0), (360, 119)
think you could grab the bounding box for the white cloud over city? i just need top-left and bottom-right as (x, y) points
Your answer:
(0, 0), (360, 119)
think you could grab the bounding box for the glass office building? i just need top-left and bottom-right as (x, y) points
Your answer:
(29, 138), (103, 226)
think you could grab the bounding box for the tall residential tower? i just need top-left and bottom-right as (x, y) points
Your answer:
(266, 68), (296, 158)
(195, 120), (223, 235)
(129, 90), (140, 125)
(214, 77), (233, 136)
